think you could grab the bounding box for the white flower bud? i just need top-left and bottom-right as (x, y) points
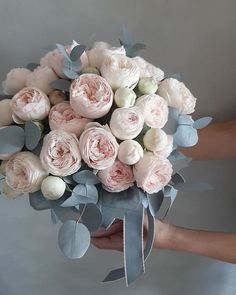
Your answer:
(143, 128), (168, 152)
(0, 99), (13, 127)
(114, 87), (136, 108)
(118, 140), (143, 165)
(49, 90), (66, 105)
(41, 176), (66, 200)
(138, 77), (158, 94)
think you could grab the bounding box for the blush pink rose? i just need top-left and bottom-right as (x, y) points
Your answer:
(26, 66), (58, 94)
(135, 94), (168, 128)
(133, 152), (173, 194)
(97, 160), (135, 192)
(70, 74), (113, 119)
(49, 102), (91, 138)
(110, 107), (144, 140)
(79, 125), (119, 170)
(11, 87), (50, 121)
(133, 56), (164, 81)
(2, 68), (31, 95)
(40, 130), (81, 176)
(5, 151), (48, 193)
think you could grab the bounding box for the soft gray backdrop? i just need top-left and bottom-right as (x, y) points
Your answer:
(0, 0), (236, 294)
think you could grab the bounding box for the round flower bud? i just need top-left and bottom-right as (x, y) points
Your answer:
(118, 140), (143, 165)
(49, 90), (66, 105)
(114, 87), (136, 108)
(41, 176), (66, 200)
(0, 99), (13, 127)
(81, 66), (100, 75)
(143, 128), (168, 152)
(138, 77), (158, 95)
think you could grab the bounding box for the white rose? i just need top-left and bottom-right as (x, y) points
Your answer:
(26, 66), (58, 94)
(143, 128), (168, 151)
(154, 135), (173, 158)
(87, 42), (126, 69)
(114, 87), (136, 108)
(100, 54), (140, 90)
(158, 78), (197, 114)
(133, 56), (164, 81)
(2, 68), (31, 95)
(118, 140), (143, 165)
(0, 99), (13, 127)
(1, 180), (23, 199)
(41, 176), (66, 200)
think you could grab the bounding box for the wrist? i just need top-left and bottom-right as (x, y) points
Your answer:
(153, 220), (177, 250)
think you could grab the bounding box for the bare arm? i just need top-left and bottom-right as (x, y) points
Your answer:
(180, 119), (236, 160)
(155, 221), (236, 264)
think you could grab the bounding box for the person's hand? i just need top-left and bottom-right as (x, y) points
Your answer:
(91, 218), (175, 252)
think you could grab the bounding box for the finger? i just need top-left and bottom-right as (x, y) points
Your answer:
(91, 233), (124, 251)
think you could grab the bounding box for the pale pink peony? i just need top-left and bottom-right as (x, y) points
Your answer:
(40, 130), (81, 176)
(5, 151), (48, 193)
(87, 42), (126, 69)
(49, 102), (91, 138)
(11, 87), (50, 121)
(110, 107), (144, 140)
(157, 78), (197, 114)
(70, 73), (113, 119)
(135, 94), (168, 128)
(26, 66), (58, 94)
(97, 160), (135, 192)
(133, 152), (173, 194)
(2, 68), (31, 95)
(133, 56), (164, 81)
(100, 54), (140, 90)
(79, 125), (119, 170)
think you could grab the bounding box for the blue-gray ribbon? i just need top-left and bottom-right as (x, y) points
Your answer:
(102, 207), (155, 286)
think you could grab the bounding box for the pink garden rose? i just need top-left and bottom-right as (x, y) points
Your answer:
(97, 160), (135, 192)
(70, 73), (113, 119)
(135, 94), (168, 128)
(133, 56), (164, 81)
(5, 152), (48, 193)
(79, 125), (119, 170)
(87, 42), (126, 69)
(110, 107), (144, 140)
(2, 68), (31, 95)
(11, 87), (50, 121)
(26, 66), (58, 94)
(40, 130), (81, 176)
(100, 54), (140, 90)
(49, 102), (91, 138)
(133, 152), (173, 194)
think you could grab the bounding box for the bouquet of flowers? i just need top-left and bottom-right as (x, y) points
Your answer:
(0, 29), (212, 286)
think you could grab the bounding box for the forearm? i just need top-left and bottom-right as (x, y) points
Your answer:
(179, 119), (236, 160)
(155, 222), (236, 264)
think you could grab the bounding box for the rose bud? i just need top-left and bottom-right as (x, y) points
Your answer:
(114, 87), (136, 108)
(138, 77), (158, 95)
(118, 139), (143, 165)
(41, 176), (66, 200)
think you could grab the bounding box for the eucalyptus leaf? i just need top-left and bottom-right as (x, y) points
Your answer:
(51, 79), (71, 92)
(51, 209), (59, 224)
(72, 170), (100, 185)
(70, 45), (86, 61)
(58, 220), (90, 259)
(61, 194), (80, 207)
(25, 121), (42, 151)
(168, 150), (192, 174)
(79, 204), (102, 232)
(85, 184), (98, 203)
(122, 25), (135, 45)
(193, 117), (213, 129)
(53, 206), (79, 223)
(171, 173), (185, 184)
(0, 126), (25, 154)
(63, 67), (79, 80)
(174, 125), (198, 147)
(56, 43), (70, 61)
(163, 107), (179, 134)
(178, 115), (194, 126)
(147, 190), (164, 217)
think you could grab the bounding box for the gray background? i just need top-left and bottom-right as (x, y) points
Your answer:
(0, 0), (236, 294)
